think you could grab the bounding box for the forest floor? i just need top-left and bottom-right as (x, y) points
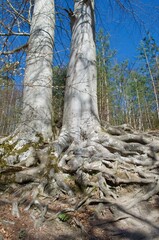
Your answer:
(0, 190), (113, 240)
(1, 127), (159, 240)
(1, 189), (159, 240)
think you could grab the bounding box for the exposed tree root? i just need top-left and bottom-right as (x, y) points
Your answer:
(1, 124), (159, 238)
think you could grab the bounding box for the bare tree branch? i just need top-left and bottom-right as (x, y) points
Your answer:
(0, 32), (30, 37)
(0, 43), (28, 55)
(6, 0), (30, 24)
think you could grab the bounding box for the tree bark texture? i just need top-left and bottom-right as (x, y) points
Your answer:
(58, 0), (100, 149)
(21, 0), (55, 141)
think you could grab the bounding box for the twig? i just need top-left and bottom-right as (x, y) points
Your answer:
(0, 43), (28, 55)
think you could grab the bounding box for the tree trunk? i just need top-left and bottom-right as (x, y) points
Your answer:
(57, 0), (100, 152)
(143, 48), (159, 120)
(134, 78), (143, 130)
(19, 0), (55, 141)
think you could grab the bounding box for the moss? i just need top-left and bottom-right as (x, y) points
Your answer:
(0, 131), (46, 157)
(0, 159), (7, 168)
(1, 142), (16, 154)
(15, 143), (31, 155)
(48, 154), (59, 173)
(0, 154), (16, 184)
(0, 162), (16, 184)
(0, 172), (16, 184)
(35, 133), (44, 144)
(51, 163), (59, 173)
(1, 140), (44, 158)
(2, 143), (32, 158)
(0, 137), (20, 158)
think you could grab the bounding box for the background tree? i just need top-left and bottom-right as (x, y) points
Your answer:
(52, 66), (66, 131)
(138, 33), (159, 123)
(96, 30), (116, 124)
(0, 62), (22, 135)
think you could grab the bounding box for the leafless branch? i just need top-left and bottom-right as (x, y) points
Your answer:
(0, 43), (28, 55)
(6, 0), (30, 24)
(0, 32), (30, 37)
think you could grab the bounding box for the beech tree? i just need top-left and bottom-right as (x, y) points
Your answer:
(56, 0), (100, 155)
(139, 34), (159, 121)
(1, 1), (159, 238)
(0, 0), (55, 145)
(16, 0), (55, 142)
(96, 30), (116, 124)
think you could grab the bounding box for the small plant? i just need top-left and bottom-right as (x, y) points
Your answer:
(57, 212), (70, 222)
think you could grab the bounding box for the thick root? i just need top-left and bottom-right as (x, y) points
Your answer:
(53, 125), (159, 234)
(1, 124), (159, 239)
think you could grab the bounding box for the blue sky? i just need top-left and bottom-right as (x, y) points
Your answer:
(95, 0), (159, 63)
(54, 0), (159, 67)
(1, 0), (159, 72)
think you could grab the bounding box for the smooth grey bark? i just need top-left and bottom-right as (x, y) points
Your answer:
(58, 0), (100, 151)
(20, 0), (55, 141)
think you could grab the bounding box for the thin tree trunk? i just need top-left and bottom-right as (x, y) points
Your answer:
(106, 83), (110, 123)
(97, 58), (102, 119)
(134, 78), (143, 130)
(144, 97), (153, 129)
(143, 48), (159, 120)
(19, 0), (55, 141)
(57, 0), (100, 152)
(102, 47), (110, 124)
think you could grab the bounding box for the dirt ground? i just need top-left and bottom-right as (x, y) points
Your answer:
(0, 191), (111, 240)
(1, 188), (159, 240)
